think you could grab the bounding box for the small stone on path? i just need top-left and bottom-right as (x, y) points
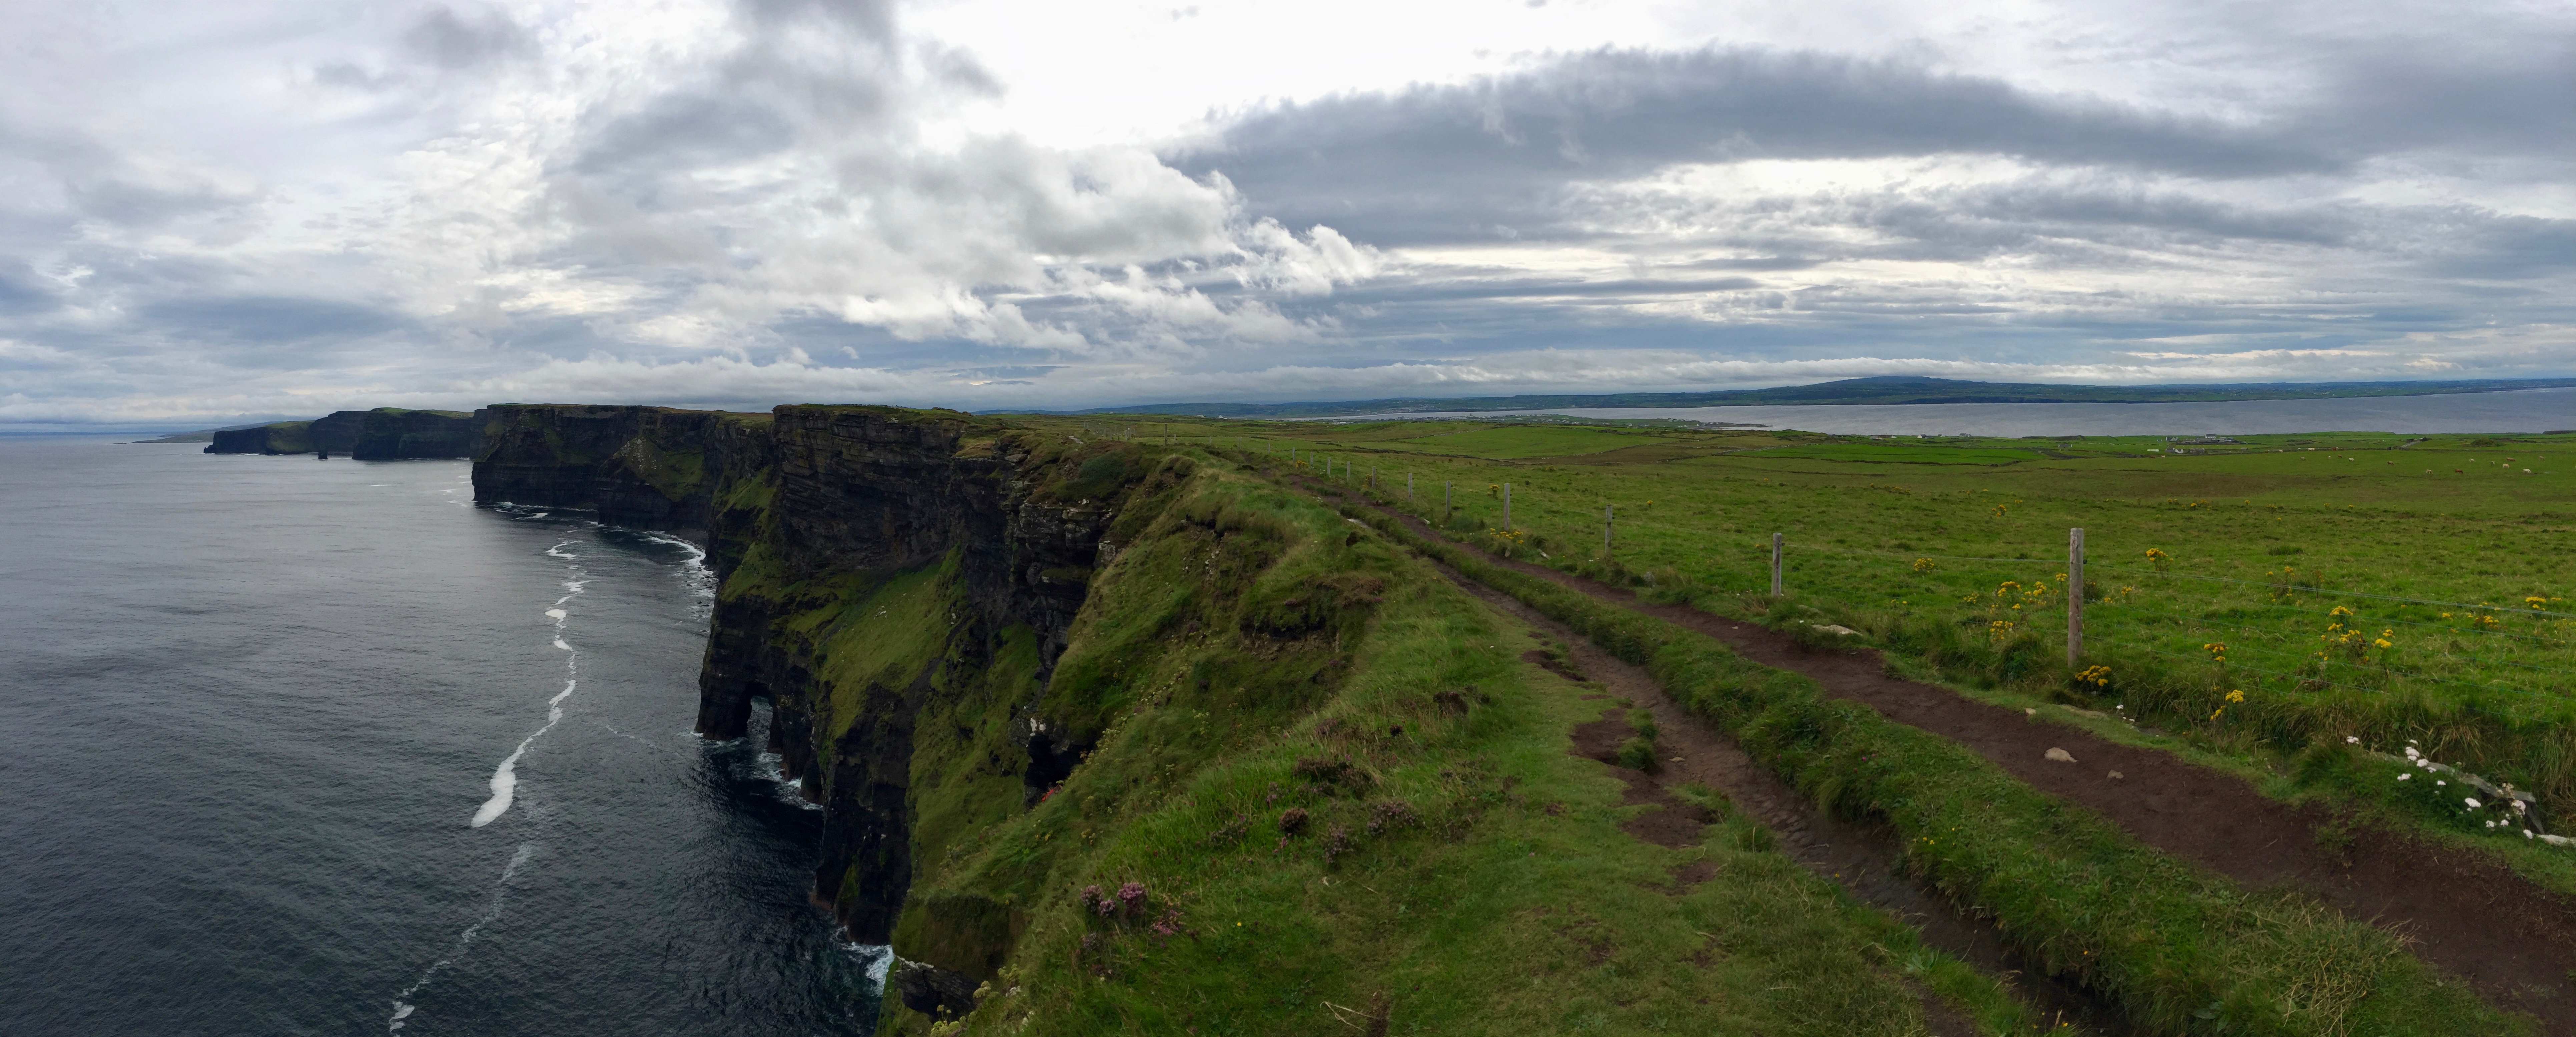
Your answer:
(2108, 770), (2124, 780)
(2045, 747), (2076, 763)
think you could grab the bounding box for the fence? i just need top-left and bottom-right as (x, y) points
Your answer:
(1242, 446), (2576, 725)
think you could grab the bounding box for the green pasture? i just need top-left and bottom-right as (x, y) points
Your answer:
(1134, 417), (2576, 846)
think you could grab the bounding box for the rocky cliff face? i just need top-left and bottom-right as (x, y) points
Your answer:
(203, 409), (477, 458)
(204, 421), (312, 454)
(471, 403), (1135, 953)
(329, 408), (478, 458)
(471, 404), (755, 538)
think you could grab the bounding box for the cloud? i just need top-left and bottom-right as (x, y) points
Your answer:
(404, 6), (537, 70)
(1173, 47), (2341, 245)
(0, 0), (2565, 429)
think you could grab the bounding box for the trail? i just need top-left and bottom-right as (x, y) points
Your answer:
(1321, 479), (2576, 1032)
(1454, 566), (2128, 1035)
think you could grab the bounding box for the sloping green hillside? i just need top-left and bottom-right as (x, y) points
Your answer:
(795, 452), (2046, 1035)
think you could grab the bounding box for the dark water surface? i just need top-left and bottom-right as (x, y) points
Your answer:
(1340, 386), (2576, 435)
(0, 438), (881, 1035)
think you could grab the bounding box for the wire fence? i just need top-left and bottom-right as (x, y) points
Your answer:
(1252, 448), (2576, 722)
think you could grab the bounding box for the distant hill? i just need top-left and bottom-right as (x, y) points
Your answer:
(129, 423), (274, 444)
(199, 408), (478, 458)
(1060, 375), (2576, 419)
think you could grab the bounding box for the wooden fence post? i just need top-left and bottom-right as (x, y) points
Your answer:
(1407, 472), (1414, 500)
(1771, 533), (1784, 597)
(1604, 505), (1613, 556)
(2068, 527), (2085, 668)
(1503, 483), (1512, 531)
(1444, 481), (1452, 520)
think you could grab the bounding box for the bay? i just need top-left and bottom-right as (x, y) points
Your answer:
(0, 437), (880, 1036)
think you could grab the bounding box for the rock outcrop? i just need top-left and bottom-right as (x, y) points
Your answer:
(203, 408), (477, 458)
(470, 403), (1136, 953)
(204, 421), (314, 455)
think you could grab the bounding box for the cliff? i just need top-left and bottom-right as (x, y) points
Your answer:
(204, 421), (314, 454)
(204, 408), (477, 458)
(467, 403), (2045, 1036)
(323, 408), (478, 458)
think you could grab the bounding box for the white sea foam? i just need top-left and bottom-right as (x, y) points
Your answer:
(389, 842), (536, 1030)
(476, 554), (586, 828)
(641, 533), (716, 603)
(753, 751), (823, 810)
(473, 675), (577, 827)
(596, 721), (668, 754)
(543, 541), (577, 559)
(848, 943), (895, 989)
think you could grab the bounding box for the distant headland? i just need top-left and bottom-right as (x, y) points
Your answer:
(1050, 375), (2576, 419)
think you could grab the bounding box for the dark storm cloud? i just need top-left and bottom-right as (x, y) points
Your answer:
(573, 94), (802, 178)
(1177, 44), (2576, 254)
(1173, 47), (2335, 242)
(0, 260), (58, 314)
(140, 296), (408, 348)
(403, 6), (536, 70)
(1331, 274), (1765, 304)
(2307, 46), (2576, 159)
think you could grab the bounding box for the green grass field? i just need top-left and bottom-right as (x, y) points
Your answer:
(1106, 418), (2576, 856)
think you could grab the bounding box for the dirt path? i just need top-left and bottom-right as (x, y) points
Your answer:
(1323, 482), (2576, 1032)
(1466, 571), (2128, 1035)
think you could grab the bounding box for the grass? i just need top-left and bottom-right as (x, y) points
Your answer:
(1342, 497), (2525, 1037)
(643, 406), (2568, 1034)
(1190, 422), (2576, 855)
(713, 440), (2072, 1036)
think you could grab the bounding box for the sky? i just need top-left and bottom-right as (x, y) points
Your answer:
(1, 0), (2569, 428)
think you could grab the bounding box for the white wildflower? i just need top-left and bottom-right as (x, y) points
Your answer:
(2405, 746), (2421, 758)
(2345, 736), (2360, 744)
(2398, 773), (2412, 781)
(2437, 780), (2447, 786)
(2465, 797), (2483, 809)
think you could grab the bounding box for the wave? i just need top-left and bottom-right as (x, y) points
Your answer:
(388, 842), (537, 1030)
(846, 942), (894, 990)
(639, 532), (716, 605)
(468, 674), (576, 828)
(472, 569), (584, 828)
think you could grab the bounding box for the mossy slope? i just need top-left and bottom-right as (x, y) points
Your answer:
(861, 453), (2053, 1035)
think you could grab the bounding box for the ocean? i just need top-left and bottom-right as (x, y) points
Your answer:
(1338, 385), (2576, 435)
(0, 438), (883, 1035)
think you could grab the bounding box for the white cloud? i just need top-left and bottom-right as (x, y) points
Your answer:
(0, 0), (2566, 428)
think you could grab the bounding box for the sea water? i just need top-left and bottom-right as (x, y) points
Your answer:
(1340, 385), (2576, 435)
(0, 438), (882, 1035)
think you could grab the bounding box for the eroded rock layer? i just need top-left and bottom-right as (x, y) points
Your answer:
(470, 404), (1128, 951)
